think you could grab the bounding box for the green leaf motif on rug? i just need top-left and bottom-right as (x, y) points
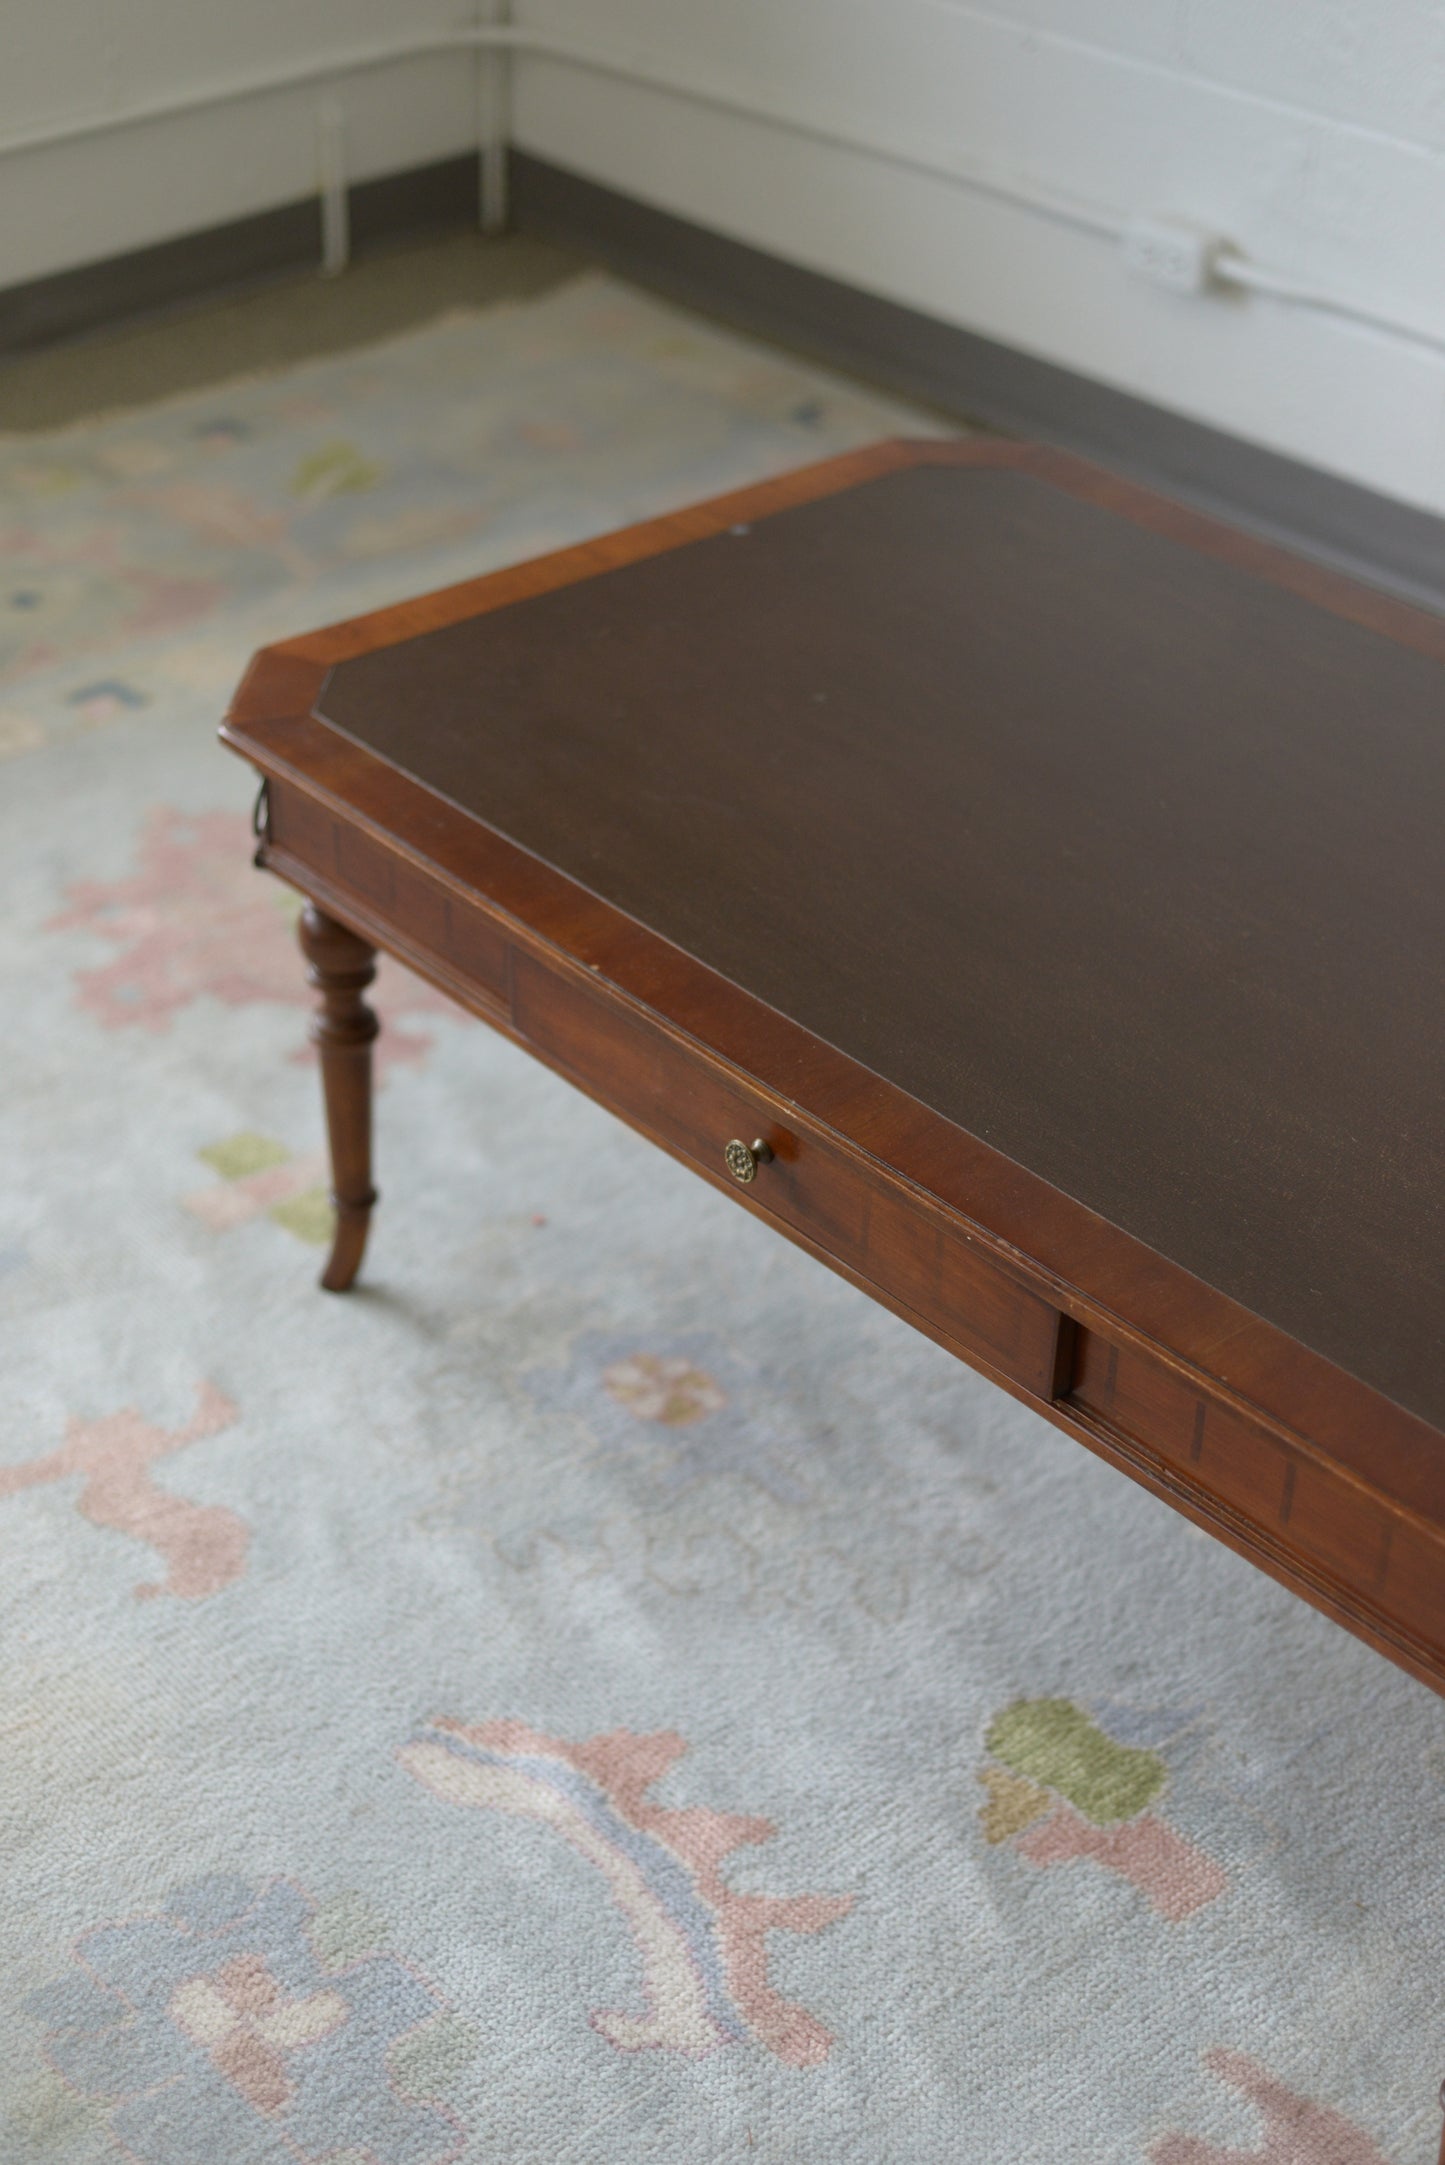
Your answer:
(268, 1189), (334, 1246)
(290, 440), (382, 500)
(309, 1889), (391, 1969)
(389, 2012), (482, 2100)
(985, 1697), (1167, 1825)
(198, 1130), (290, 1180)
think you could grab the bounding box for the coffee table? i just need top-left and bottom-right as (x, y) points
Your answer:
(221, 438), (1445, 1713)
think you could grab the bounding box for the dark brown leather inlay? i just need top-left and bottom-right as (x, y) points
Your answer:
(314, 463), (1445, 1429)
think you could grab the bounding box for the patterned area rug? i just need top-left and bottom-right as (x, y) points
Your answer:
(2, 272), (1441, 2165)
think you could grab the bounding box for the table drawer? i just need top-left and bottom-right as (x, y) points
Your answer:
(512, 950), (1066, 1401)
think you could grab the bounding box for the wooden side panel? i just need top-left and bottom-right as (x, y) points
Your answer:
(512, 949), (1064, 1400)
(864, 1189), (1065, 1399)
(1068, 1328), (1445, 1660)
(267, 783), (510, 1011)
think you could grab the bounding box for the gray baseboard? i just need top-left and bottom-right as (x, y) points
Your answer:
(0, 155), (479, 358)
(510, 151), (1445, 614)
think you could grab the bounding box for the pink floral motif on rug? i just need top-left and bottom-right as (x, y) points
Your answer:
(0, 1378), (246, 1599)
(1150, 2048), (1392, 2164)
(48, 806), (453, 1072)
(1, 526), (222, 685)
(400, 1718), (853, 2064)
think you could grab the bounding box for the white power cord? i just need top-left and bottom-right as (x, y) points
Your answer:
(1118, 212), (1445, 358)
(1210, 248), (1445, 358)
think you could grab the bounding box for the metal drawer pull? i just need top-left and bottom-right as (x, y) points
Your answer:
(724, 1137), (774, 1184)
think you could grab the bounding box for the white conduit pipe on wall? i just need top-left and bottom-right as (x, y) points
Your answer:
(1, 19), (1442, 360)
(316, 97), (349, 278)
(477, 3), (513, 235)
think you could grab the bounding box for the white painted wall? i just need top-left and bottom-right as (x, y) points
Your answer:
(0, 0), (483, 290)
(510, 0), (1445, 512)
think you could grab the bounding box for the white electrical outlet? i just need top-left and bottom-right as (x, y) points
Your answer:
(1122, 215), (1227, 295)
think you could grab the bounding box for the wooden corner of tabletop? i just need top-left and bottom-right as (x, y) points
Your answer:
(221, 646), (331, 742)
(223, 437), (1039, 702)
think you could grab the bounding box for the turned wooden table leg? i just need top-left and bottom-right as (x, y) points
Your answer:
(299, 902), (379, 1292)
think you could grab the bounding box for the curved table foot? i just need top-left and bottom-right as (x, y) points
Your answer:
(320, 1201), (374, 1295)
(298, 902), (379, 1293)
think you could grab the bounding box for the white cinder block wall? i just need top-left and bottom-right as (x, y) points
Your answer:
(0, 0), (481, 288)
(510, 0), (1445, 512)
(2, 0), (1443, 514)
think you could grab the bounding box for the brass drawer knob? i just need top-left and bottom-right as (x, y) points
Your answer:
(724, 1136), (774, 1185)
